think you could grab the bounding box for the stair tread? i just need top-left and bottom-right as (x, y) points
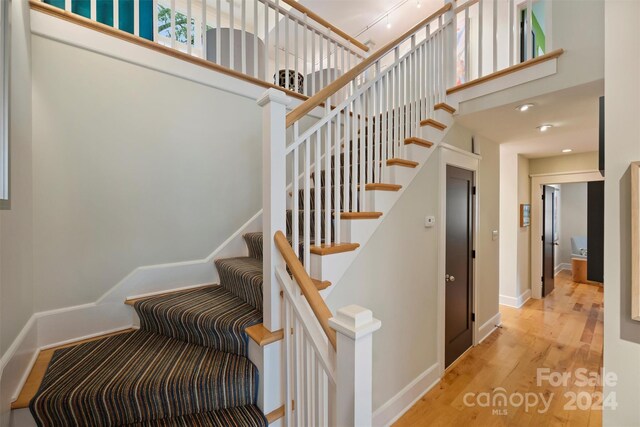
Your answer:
(310, 242), (360, 255)
(434, 102), (456, 114)
(387, 158), (419, 168)
(134, 285), (262, 355)
(29, 329), (261, 426)
(419, 118), (447, 130)
(405, 137), (434, 148)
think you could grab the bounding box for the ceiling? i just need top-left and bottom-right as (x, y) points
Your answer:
(299, 0), (443, 50)
(454, 80), (604, 158)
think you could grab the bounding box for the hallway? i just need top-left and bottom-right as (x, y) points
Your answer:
(395, 271), (604, 426)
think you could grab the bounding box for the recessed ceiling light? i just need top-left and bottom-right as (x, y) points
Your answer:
(562, 149), (573, 153)
(537, 124), (553, 132)
(515, 103), (534, 112)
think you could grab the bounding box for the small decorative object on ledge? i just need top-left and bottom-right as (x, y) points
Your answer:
(631, 162), (640, 321)
(520, 204), (531, 227)
(275, 70), (304, 94)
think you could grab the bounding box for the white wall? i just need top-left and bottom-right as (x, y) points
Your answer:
(326, 124), (500, 418)
(517, 155), (531, 299)
(557, 183), (587, 267)
(0, 0), (34, 423)
(459, 0), (604, 116)
(603, 0), (640, 424)
(30, 35), (265, 312)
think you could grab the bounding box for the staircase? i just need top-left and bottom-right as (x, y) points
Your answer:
(28, 234), (270, 426)
(16, 1), (461, 426)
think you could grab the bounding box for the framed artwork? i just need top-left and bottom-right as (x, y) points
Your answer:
(520, 204), (531, 227)
(632, 162), (640, 321)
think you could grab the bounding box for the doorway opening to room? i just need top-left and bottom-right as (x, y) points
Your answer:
(530, 172), (605, 299)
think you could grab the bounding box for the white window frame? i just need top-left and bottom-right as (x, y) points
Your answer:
(0, 0), (9, 209)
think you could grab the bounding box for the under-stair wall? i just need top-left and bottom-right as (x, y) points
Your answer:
(324, 123), (501, 426)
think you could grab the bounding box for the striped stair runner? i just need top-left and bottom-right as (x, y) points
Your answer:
(29, 233), (270, 427)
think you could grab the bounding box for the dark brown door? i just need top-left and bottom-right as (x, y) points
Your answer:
(587, 181), (604, 283)
(542, 185), (557, 296)
(445, 166), (474, 368)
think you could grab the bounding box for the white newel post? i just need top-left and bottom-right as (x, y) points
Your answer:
(329, 305), (382, 427)
(258, 88), (291, 331)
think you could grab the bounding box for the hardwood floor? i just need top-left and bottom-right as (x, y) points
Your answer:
(395, 271), (604, 426)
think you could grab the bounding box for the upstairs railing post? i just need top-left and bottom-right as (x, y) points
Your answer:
(258, 88), (291, 331)
(329, 305), (382, 426)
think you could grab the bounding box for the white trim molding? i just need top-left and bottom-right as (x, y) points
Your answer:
(499, 289), (532, 308)
(437, 144), (480, 376)
(0, 210), (262, 405)
(372, 362), (440, 427)
(476, 312), (502, 344)
(530, 171), (604, 299)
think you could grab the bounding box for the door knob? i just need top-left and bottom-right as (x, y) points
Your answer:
(445, 274), (456, 282)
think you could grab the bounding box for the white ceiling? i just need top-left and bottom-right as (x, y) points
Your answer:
(299, 0), (443, 50)
(454, 80), (604, 158)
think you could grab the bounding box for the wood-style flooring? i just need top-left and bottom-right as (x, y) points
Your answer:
(395, 271), (603, 426)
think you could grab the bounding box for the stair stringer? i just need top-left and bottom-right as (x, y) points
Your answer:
(310, 107), (456, 295)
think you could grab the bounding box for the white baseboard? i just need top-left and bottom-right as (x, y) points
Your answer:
(372, 362), (440, 427)
(1, 211), (262, 408)
(499, 289), (531, 308)
(476, 312), (502, 344)
(555, 263), (571, 275)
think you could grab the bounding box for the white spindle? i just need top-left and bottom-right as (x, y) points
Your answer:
(478, 0), (483, 78)
(493, 0), (498, 72)
(334, 111), (341, 244)
(170, 0), (176, 48)
(241, 0), (247, 74)
(303, 138), (311, 271)
(201, 0), (207, 59)
(216, 0), (221, 63)
(311, 31), (316, 94)
(294, 21), (299, 93)
(285, 14), (290, 91)
(526, 0), (533, 60)
(90, 0), (96, 21)
(230, 0), (235, 70)
(314, 130), (321, 246)
(64, 0), (71, 12)
(186, 0), (192, 54)
(464, 7), (470, 81)
(264, 3), (269, 81)
(153, 0), (159, 42)
(358, 94), (365, 211)
(324, 109), (331, 246)
(113, 0), (119, 30)
(253, 0), (258, 77)
(509, 0), (514, 66)
(133, 0), (140, 36)
(274, 2), (279, 79)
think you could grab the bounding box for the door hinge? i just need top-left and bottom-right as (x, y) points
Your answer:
(472, 250), (476, 259)
(471, 313), (476, 322)
(541, 235), (544, 242)
(542, 194), (545, 200)
(472, 186), (477, 196)
(541, 276), (544, 283)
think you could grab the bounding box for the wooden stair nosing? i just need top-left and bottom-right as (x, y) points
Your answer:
(387, 158), (419, 168)
(419, 118), (447, 130)
(340, 211), (383, 220)
(245, 324), (284, 347)
(404, 137), (434, 148)
(10, 329), (136, 410)
(434, 102), (456, 114)
(365, 183), (402, 191)
(310, 242), (360, 255)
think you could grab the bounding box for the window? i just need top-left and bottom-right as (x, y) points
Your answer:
(0, 0), (8, 209)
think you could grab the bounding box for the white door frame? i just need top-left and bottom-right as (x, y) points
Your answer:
(530, 170), (604, 299)
(437, 144), (481, 375)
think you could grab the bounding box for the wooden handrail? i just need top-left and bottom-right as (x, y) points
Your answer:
(446, 48), (565, 95)
(285, 2), (452, 128)
(274, 231), (337, 350)
(280, 0), (369, 53)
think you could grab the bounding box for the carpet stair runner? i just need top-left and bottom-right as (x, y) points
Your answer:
(29, 233), (269, 427)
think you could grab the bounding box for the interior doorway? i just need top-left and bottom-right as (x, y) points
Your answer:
(445, 165), (475, 368)
(542, 185), (558, 296)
